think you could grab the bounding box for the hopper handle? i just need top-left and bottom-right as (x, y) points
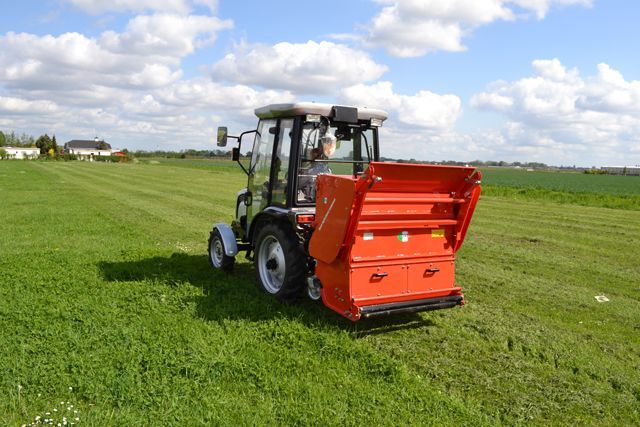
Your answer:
(425, 267), (440, 273)
(372, 272), (388, 278)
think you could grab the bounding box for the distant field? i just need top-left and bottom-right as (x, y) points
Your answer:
(1, 160), (638, 425)
(481, 167), (640, 195)
(480, 167), (640, 210)
(142, 158), (640, 210)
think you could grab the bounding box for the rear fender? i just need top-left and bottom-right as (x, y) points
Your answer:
(248, 207), (292, 244)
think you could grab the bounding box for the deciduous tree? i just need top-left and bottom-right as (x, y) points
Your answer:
(35, 134), (53, 154)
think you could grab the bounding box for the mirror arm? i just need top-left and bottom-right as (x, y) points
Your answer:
(237, 159), (250, 176)
(233, 129), (258, 176)
(233, 137), (248, 176)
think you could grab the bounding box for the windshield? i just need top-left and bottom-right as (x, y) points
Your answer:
(297, 121), (375, 203)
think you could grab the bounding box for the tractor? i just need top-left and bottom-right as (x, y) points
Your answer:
(209, 103), (481, 321)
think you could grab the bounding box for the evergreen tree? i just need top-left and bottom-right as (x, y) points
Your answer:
(0, 131), (5, 147)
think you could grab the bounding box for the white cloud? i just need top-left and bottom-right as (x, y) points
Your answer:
(0, 10), (277, 150)
(101, 13), (232, 57)
(576, 64), (640, 113)
(0, 77), (295, 150)
(364, 0), (592, 57)
(338, 81), (470, 163)
(0, 13), (232, 96)
(469, 92), (514, 111)
(0, 96), (59, 114)
(152, 78), (295, 113)
(337, 60), (639, 165)
(470, 59), (640, 165)
(212, 41), (387, 94)
(63, 0), (217, 14)
(375, 127), (507, 162)
(341, 81), (462, 130)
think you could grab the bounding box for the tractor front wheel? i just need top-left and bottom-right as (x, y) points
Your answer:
(254, 223), (306, 302)
(208, 228), (235, 271)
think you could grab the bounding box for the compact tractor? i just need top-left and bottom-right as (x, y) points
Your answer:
(209, 103), (481, 321)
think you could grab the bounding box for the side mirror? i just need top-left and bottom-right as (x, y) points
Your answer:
(232, 147), (240, 161)
(217, 127), (228, 147)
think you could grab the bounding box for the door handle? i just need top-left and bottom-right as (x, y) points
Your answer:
(372, 272), (388, 278)
(425, 268), (440, 273)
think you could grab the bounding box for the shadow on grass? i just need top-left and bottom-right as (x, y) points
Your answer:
(98, 252), (435, 334)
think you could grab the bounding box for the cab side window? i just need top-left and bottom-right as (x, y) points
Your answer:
(271, 119), (293, 206)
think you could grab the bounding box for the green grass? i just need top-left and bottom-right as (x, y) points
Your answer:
(1, 160), (639, 425)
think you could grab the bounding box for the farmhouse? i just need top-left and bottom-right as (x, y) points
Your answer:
(601, 165), (640, 176)
(1, 147), (40, 159)
(64, 138), (113, 160)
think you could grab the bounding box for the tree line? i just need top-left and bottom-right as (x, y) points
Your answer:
(381, 157), (550, 169)
(0, 130), (36, 148)
(132, 149), (231, 158)
(0, 130), (60, 155)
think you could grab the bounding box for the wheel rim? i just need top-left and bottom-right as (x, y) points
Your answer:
(307, 277), (321, 301)
(210, 236), (224, 268)
(258, 235), (286, 294)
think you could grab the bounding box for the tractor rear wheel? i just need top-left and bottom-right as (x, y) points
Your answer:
(254, 222), (306, 302)
(208, 228), (235, 271)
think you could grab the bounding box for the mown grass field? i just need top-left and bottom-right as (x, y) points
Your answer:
(1, 160), (638, 425)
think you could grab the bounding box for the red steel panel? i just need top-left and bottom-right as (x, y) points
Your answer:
(350, 265), (407, 299)
(308, 175), (356, 264)
(406, 260), (456, 293)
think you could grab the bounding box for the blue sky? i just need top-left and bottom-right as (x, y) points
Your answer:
(1, 0), (639, 166)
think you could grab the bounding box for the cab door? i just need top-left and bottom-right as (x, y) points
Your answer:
(247, 119), (276, 230)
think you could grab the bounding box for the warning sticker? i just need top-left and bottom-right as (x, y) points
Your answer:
(363, 232), (374, 241)
(397, 231), (409, 242)
(431, 229), (445, 238)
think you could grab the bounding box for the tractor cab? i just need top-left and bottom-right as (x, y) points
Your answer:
(217, 103), (388, 243)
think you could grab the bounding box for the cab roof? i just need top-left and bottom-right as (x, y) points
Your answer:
(255, 102), (388, 122)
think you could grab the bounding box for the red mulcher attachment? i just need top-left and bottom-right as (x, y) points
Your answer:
(309, 162), (481, 321)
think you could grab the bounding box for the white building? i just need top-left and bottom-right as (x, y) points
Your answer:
(601, 166), (640, 176)
(1, 146), (40, 159)
(64, 138), (113, 160)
